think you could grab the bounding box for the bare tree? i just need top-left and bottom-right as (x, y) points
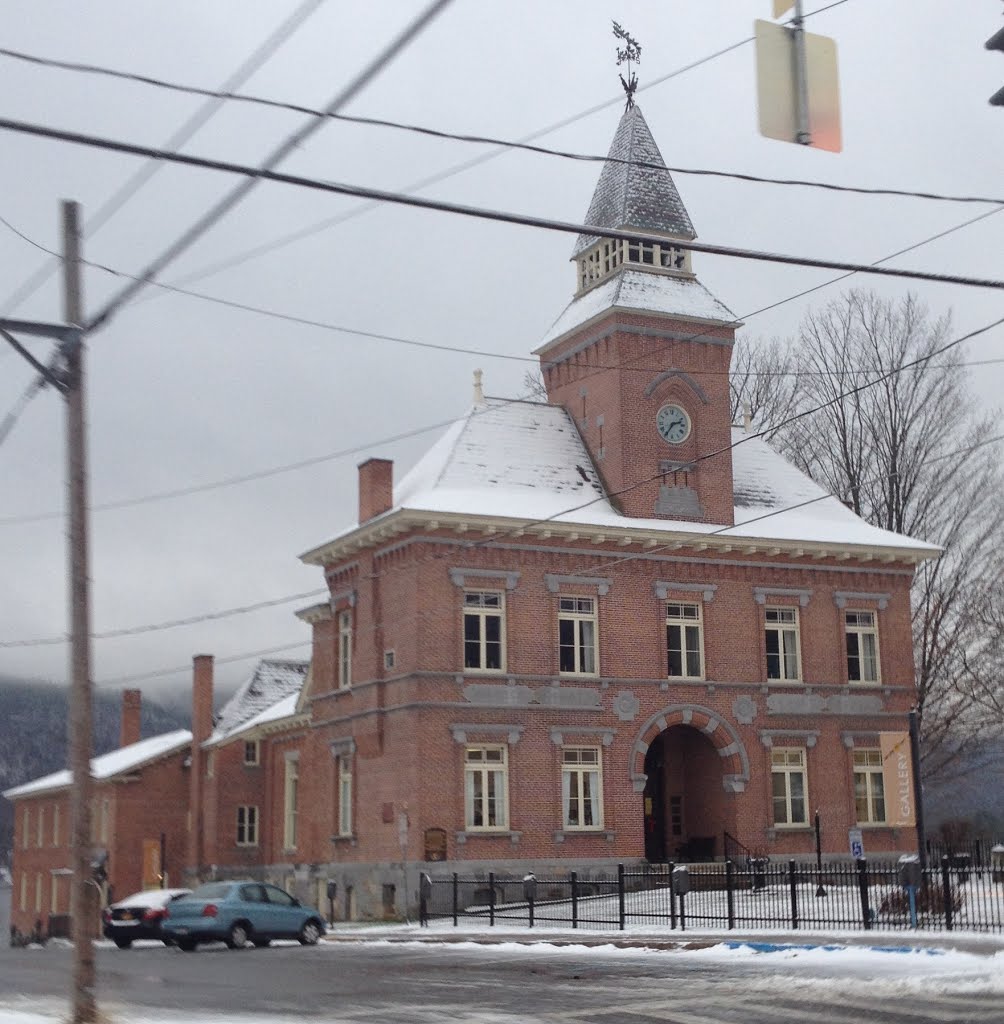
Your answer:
(521, 368), (548, 401)
(745, 290), (1004, 779)
(728, 334), (801, 437)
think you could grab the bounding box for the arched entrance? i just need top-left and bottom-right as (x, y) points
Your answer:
(631, 704), (751, 864)
(643, 726), (723, 862)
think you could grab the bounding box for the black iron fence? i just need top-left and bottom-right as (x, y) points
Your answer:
(419, 855), (1004, 934)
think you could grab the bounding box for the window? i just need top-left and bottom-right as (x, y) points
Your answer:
(244, 740), (260, 767)
(284, 756), (299, 850)
(464, 745), (508, 830)
(853, 749), (887, 824)
(19, 873), (26, 912)
(463, 591), (505, 672)
(51, 875), (59, 916)
(36, 807), (44, 848)
(559, 597), (598, 675)
(236, 805), (258, 846)
(384, 650), (396, 671)
(338, 756), (353, 837)
(666, 602), (703, 679)
(52, 805), (59, 847)
(845, 610), (880, 683)
(99, 798), (110, 845)
(338, 610), (352, 690)
(765, 607), (801, 682)
(771, 747), (808, 826)
(561, 747), (602, 829)
(22, 808), (28, 850)
(35, 873), (42, 913)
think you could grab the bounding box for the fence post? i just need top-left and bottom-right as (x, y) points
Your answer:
(788, 860), (799, 930)
(617, 863), (626, 931)
(570, 871), (578, 930)
(668, 861), (677, 930)
(726, 859), (735, 930)
(489, 871), (495, 928)
(452, 872), (459, 928)
(857, 858), (871, 930)
(941, 856), (953, 932)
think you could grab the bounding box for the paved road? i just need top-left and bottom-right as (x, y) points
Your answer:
(0, 924), (1001, 1024)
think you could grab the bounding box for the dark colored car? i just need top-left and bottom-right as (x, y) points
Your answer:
(102, 888), (192, 948)
(161, 881), (325, 952)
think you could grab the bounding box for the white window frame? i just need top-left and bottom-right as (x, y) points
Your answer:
(35, 872), (42, 913)
(464, 744), (509, 831)
(771, 747), (809, 827)
(52, 804), (59, 847)
(338, 609), (352, 690)
(463, 591), (506, 673)
(561, 746), (603, 830)
(283, 755), (299, 851)
(236, 805), (259, 847)
(243, 740), (260, 767)
(666, 602), (704, 680)
(845, 609), (881, 684)
(22, 808), (28, 850)
(558, 596), (598, 676)
(36, 807), (44, 848)
(51, 875), (59, 916)
(338, 755), (353, 837)
(765, 606), (802, 682)
(853, 749), (887, 825)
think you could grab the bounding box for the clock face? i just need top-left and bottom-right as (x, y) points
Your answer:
(656, 403), (691, 444)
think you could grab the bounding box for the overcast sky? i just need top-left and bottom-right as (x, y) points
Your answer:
(1, 1), (1001, 708)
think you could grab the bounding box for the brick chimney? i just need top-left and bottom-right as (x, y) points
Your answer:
(119, 689), (142, 748)
(187, 654), (214, 881)
(358, 458), (393, 523)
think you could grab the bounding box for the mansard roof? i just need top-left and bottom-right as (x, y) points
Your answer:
(209, 658), (309, 746)
(572, 104), (696, 257)
(301, 398), (939, 563)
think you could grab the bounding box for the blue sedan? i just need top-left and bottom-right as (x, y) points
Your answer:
(161, 881), (325, 952)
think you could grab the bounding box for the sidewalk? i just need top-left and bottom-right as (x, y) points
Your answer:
(321, 920), (1004, 958)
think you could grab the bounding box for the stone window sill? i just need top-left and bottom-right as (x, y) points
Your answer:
(329, 834), (358, 847)
(554, 830), (615, 843)
(455, 830), (522, 844)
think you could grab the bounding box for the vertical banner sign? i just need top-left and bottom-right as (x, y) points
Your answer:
(880, 732), (916, 828)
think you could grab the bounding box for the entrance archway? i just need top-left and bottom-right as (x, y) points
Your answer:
(630, 704), (750, 863)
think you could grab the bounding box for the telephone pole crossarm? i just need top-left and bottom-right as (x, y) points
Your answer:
(0, 324), (68, 391)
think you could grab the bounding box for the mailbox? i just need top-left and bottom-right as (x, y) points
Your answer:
(522, 872), (537, 902)
(897, 854), (922, 889)
(672, 865), (691, 896)
(326, 880), (338, 901)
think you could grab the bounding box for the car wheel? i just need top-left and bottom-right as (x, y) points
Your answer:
(226, 922), (250, 949)
(252, 937), (271, 948)
(176, 939), (197, 952)
(114, 938), (132, 950)
(299, 920), (322, 946)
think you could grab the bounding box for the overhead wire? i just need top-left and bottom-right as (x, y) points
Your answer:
(1, 115), (1002, 300)
(0, 0), (329, 320)
(81, 0), (456, 335)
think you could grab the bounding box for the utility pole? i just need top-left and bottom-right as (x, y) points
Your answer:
(63, 200), (96, 1024)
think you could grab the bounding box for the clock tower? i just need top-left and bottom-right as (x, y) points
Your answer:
(535, 104), (738, 526)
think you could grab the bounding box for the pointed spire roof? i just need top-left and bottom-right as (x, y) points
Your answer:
(572, 104), (695, 257)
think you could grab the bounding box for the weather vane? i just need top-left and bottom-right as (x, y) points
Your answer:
(613, 21), (641, 110)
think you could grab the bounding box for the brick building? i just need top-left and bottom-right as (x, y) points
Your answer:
(5, 104), (938, 928)
(3, 691), (190, 938)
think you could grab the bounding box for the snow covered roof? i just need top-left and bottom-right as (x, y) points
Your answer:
(208, 659), (308, 746)
(573, 105), (696, 257)
(2, 729), (192, 800)
(304, 400), (938, 561)
(537, 269), (738, 351)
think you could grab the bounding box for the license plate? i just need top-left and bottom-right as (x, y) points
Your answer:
(172, 927), (188, 935)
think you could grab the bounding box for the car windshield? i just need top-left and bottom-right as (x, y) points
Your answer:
(187, 882), (234, 900)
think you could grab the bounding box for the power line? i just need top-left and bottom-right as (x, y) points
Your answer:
(86, 7), (837, 298)
(84, 0), (456, 335)
(0, 0), (328, 319)
(96, 640), (313, 688)
(2, 117), (1002, 298)
(4, 41), (996, 209)
(0, 587), (326, 648)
